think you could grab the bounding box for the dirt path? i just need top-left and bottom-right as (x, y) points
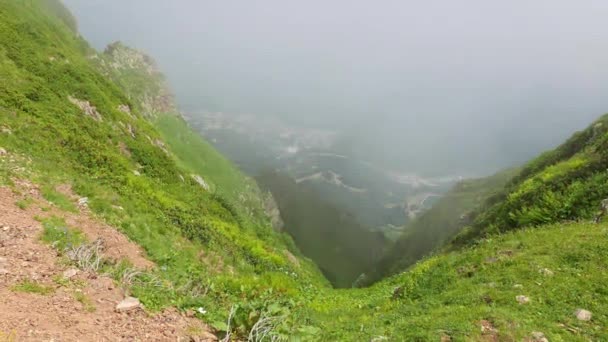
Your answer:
(0, 185), (217, 341)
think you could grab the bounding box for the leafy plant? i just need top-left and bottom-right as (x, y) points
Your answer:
(41, 217), (86, 251)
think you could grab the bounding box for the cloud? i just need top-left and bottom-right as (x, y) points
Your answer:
(64, 0), (608, 174)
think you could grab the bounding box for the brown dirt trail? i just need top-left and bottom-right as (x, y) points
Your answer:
(0, 185), (216, 341)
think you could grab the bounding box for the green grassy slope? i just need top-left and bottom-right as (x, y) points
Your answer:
(94, 41), (282, 237)
(0, 1), (325, 339)
(2, 2), (608, 340)
(454, 114), (608, 245)
(154, 115), (273, 223)
(365, 168), (518, 285)
(306, 221), (608, 341)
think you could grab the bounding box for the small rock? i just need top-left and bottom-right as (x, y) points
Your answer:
(574, 309), (592, 321)
(77, 197), (89, 207)
(117, 104), (132, 116)
(0, 148), (6, 156)
(0, 268), (9, 275)
(63, 268), (79, 279)
(531, 331), (548, 342)
(116, 297), (141, 312)
(191, 174), (210, 190)
(539, 268), (554, 276)
(68, 96), (103, 121)
(2, 225), (9, 231)
(516, 295), (530, 304)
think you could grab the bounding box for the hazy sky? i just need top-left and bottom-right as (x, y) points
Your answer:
(64, 0), (608, 175)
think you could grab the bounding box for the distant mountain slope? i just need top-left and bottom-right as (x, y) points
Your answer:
(365, 168), (517, 284)
(191, 111), (459, 233)
(257, 170), (387, 287)
(453, 114), (608, 245)
(372, 112), (608, 285)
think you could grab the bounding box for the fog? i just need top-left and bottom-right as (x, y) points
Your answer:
(65, 0), (608, 175)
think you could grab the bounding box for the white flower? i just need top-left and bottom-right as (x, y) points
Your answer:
(197, 307), (207, 315)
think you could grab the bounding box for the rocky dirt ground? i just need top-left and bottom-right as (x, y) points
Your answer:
(0, 183), (217, 341)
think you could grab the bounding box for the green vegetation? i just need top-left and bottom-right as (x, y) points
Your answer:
(0, 1), (323, 339)
(304, 221), (608, 340)
(454, 115), (608, 246)
(367, 168), (518, 284)
(41, 185), (77, 212)
(11, 280), (55, 295)
(2, 1), (608, 340)
(15, 197), (33, 210)
(73, 292), (97, 312)
(39, 0), (78, 33)
(154, 114), (271, 225)
(258, 170), (387, 288)
(41, 216), (86, 250)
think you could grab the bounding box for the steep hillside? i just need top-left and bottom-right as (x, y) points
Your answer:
(94, 41), (278, 231)
(257, 170), (387, 288)
(327, 114), (608, 339)
(372, 113), (608, 285)
(453, 114), (608, 245)
(0, 1), (325, 339)
(2, 1), (608, 341)
(306, 220), (608, 341)
(365, 168), (517, 285)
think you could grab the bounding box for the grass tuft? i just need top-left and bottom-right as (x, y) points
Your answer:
(11, 280), (54, 295)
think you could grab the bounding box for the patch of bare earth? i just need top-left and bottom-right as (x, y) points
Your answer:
(479, 319), (499, 342)
(0, 185), (217, 341)
(53, 183), (153, 269)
